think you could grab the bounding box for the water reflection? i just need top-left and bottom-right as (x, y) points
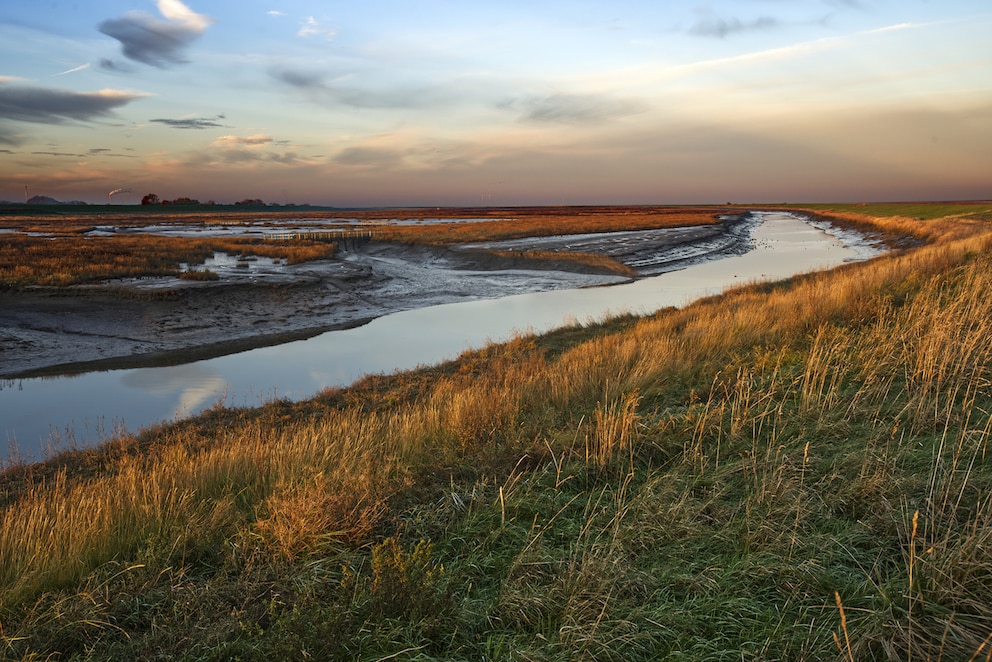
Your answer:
(122, 365), (229, 417)
(1, 213), (881, 463)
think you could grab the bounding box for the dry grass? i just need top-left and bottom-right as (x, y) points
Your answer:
(484, 248), (640, 277)
(1, 206), (991, 659)
(0, 234), (337, 287)
(372, 207), (732, 244)
(0, 205), (736, 288)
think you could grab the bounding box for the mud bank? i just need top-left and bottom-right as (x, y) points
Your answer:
(0, 217), (755, 379)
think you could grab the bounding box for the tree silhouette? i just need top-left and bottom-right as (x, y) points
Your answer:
(141, 193), (160, 205)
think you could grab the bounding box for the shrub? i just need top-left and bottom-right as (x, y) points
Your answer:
(179, 269), (219, 281)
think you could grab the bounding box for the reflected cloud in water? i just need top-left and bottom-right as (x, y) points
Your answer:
(121, 364), (228, 417)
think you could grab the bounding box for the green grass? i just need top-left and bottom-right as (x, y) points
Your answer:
(782, 201), (992, 221)
(2, 209), (992, 660)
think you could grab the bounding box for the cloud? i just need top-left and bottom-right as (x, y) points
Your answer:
(98, 58), (136, 73)
(0, 128), (23, 146)
(332, 146), (405, 167)
(267, 10), (286, 17)
(239, 149), (303, 164)
(298, 17), (336, 40)
(98, 0), (213, 67)
(186, 145), (308, 166)
(269, 66), (446, 109)
(149, 114), (227, 129)
(271, 68), (327, 89)
(0, 84), (146, 124)
(79, 146), (135, 159)
(504, 93), (647, 124)
(212, 134), (273, 146)
(865, 22), (923, 35)
(171, 135), (313, 169)
(53, 63), (91, 77)
(690, 16), (780, 38)
(32, 151), (84, 157)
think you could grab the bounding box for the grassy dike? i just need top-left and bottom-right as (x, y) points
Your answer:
(2, 205), (992, 660)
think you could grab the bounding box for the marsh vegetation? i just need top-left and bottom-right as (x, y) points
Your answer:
(0, 205), (732, 288)
(1, 202), (991, 659)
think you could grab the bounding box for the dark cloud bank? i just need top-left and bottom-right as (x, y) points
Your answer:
(0, 85), (144, 124)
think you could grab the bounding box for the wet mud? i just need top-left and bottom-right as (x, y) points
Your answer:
(0, 216), (755, 379)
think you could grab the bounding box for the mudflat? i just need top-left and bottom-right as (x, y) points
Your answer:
(0, 210), (754, 379)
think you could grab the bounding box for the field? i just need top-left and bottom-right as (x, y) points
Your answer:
(0, 205), (736, 288)
(1, 202), (992, 659)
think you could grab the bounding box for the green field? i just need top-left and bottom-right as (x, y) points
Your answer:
(782, 201), (992, 221)
(2, 204), (991, 660)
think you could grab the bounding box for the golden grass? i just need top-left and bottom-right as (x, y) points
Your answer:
(0, 234), (337, 287)
(0, 205), (736, 287)
(1, 206), (991, 658)
(484, 249), (640, 277)
(372, 208), (731, 244)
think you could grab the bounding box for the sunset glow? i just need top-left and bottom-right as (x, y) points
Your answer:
(1, 1), (989, 206)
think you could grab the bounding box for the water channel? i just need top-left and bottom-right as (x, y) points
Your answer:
(1, 212), (880, 463)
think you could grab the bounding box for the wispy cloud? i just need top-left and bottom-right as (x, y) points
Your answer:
(212, 134), (273, 146)
(503, 93), (647, 124)
(298, 17), (336, 40)
(270, 66), (450, 109)
(98, 0), (213, 68)
(160, 134), (313, 170)
(149, 114), (227, 129)
(182, 143), (310, 167)
(332, 145), (405, 167)
(271, 68), (330, 89)
(86, 147), (136, 158)
(267, 10), (286, 17)
(689, 16), (780, 38)
(0, 84), (147, 124)
(53, 63), (91, 77)
(0, 127), (22, 146)
(98, 58), (136, 73)
(865, 22), (929, 34)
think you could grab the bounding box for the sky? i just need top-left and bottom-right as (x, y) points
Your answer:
(0, 1), (989, 207)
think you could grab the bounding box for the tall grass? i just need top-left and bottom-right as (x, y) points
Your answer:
(1, 209), (991, 659)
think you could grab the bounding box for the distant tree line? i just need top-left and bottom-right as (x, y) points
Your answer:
(140, 194), (271, 206)
(140, 193), (207, 206)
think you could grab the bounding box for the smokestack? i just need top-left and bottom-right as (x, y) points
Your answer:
(108, 187), (131, 204)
